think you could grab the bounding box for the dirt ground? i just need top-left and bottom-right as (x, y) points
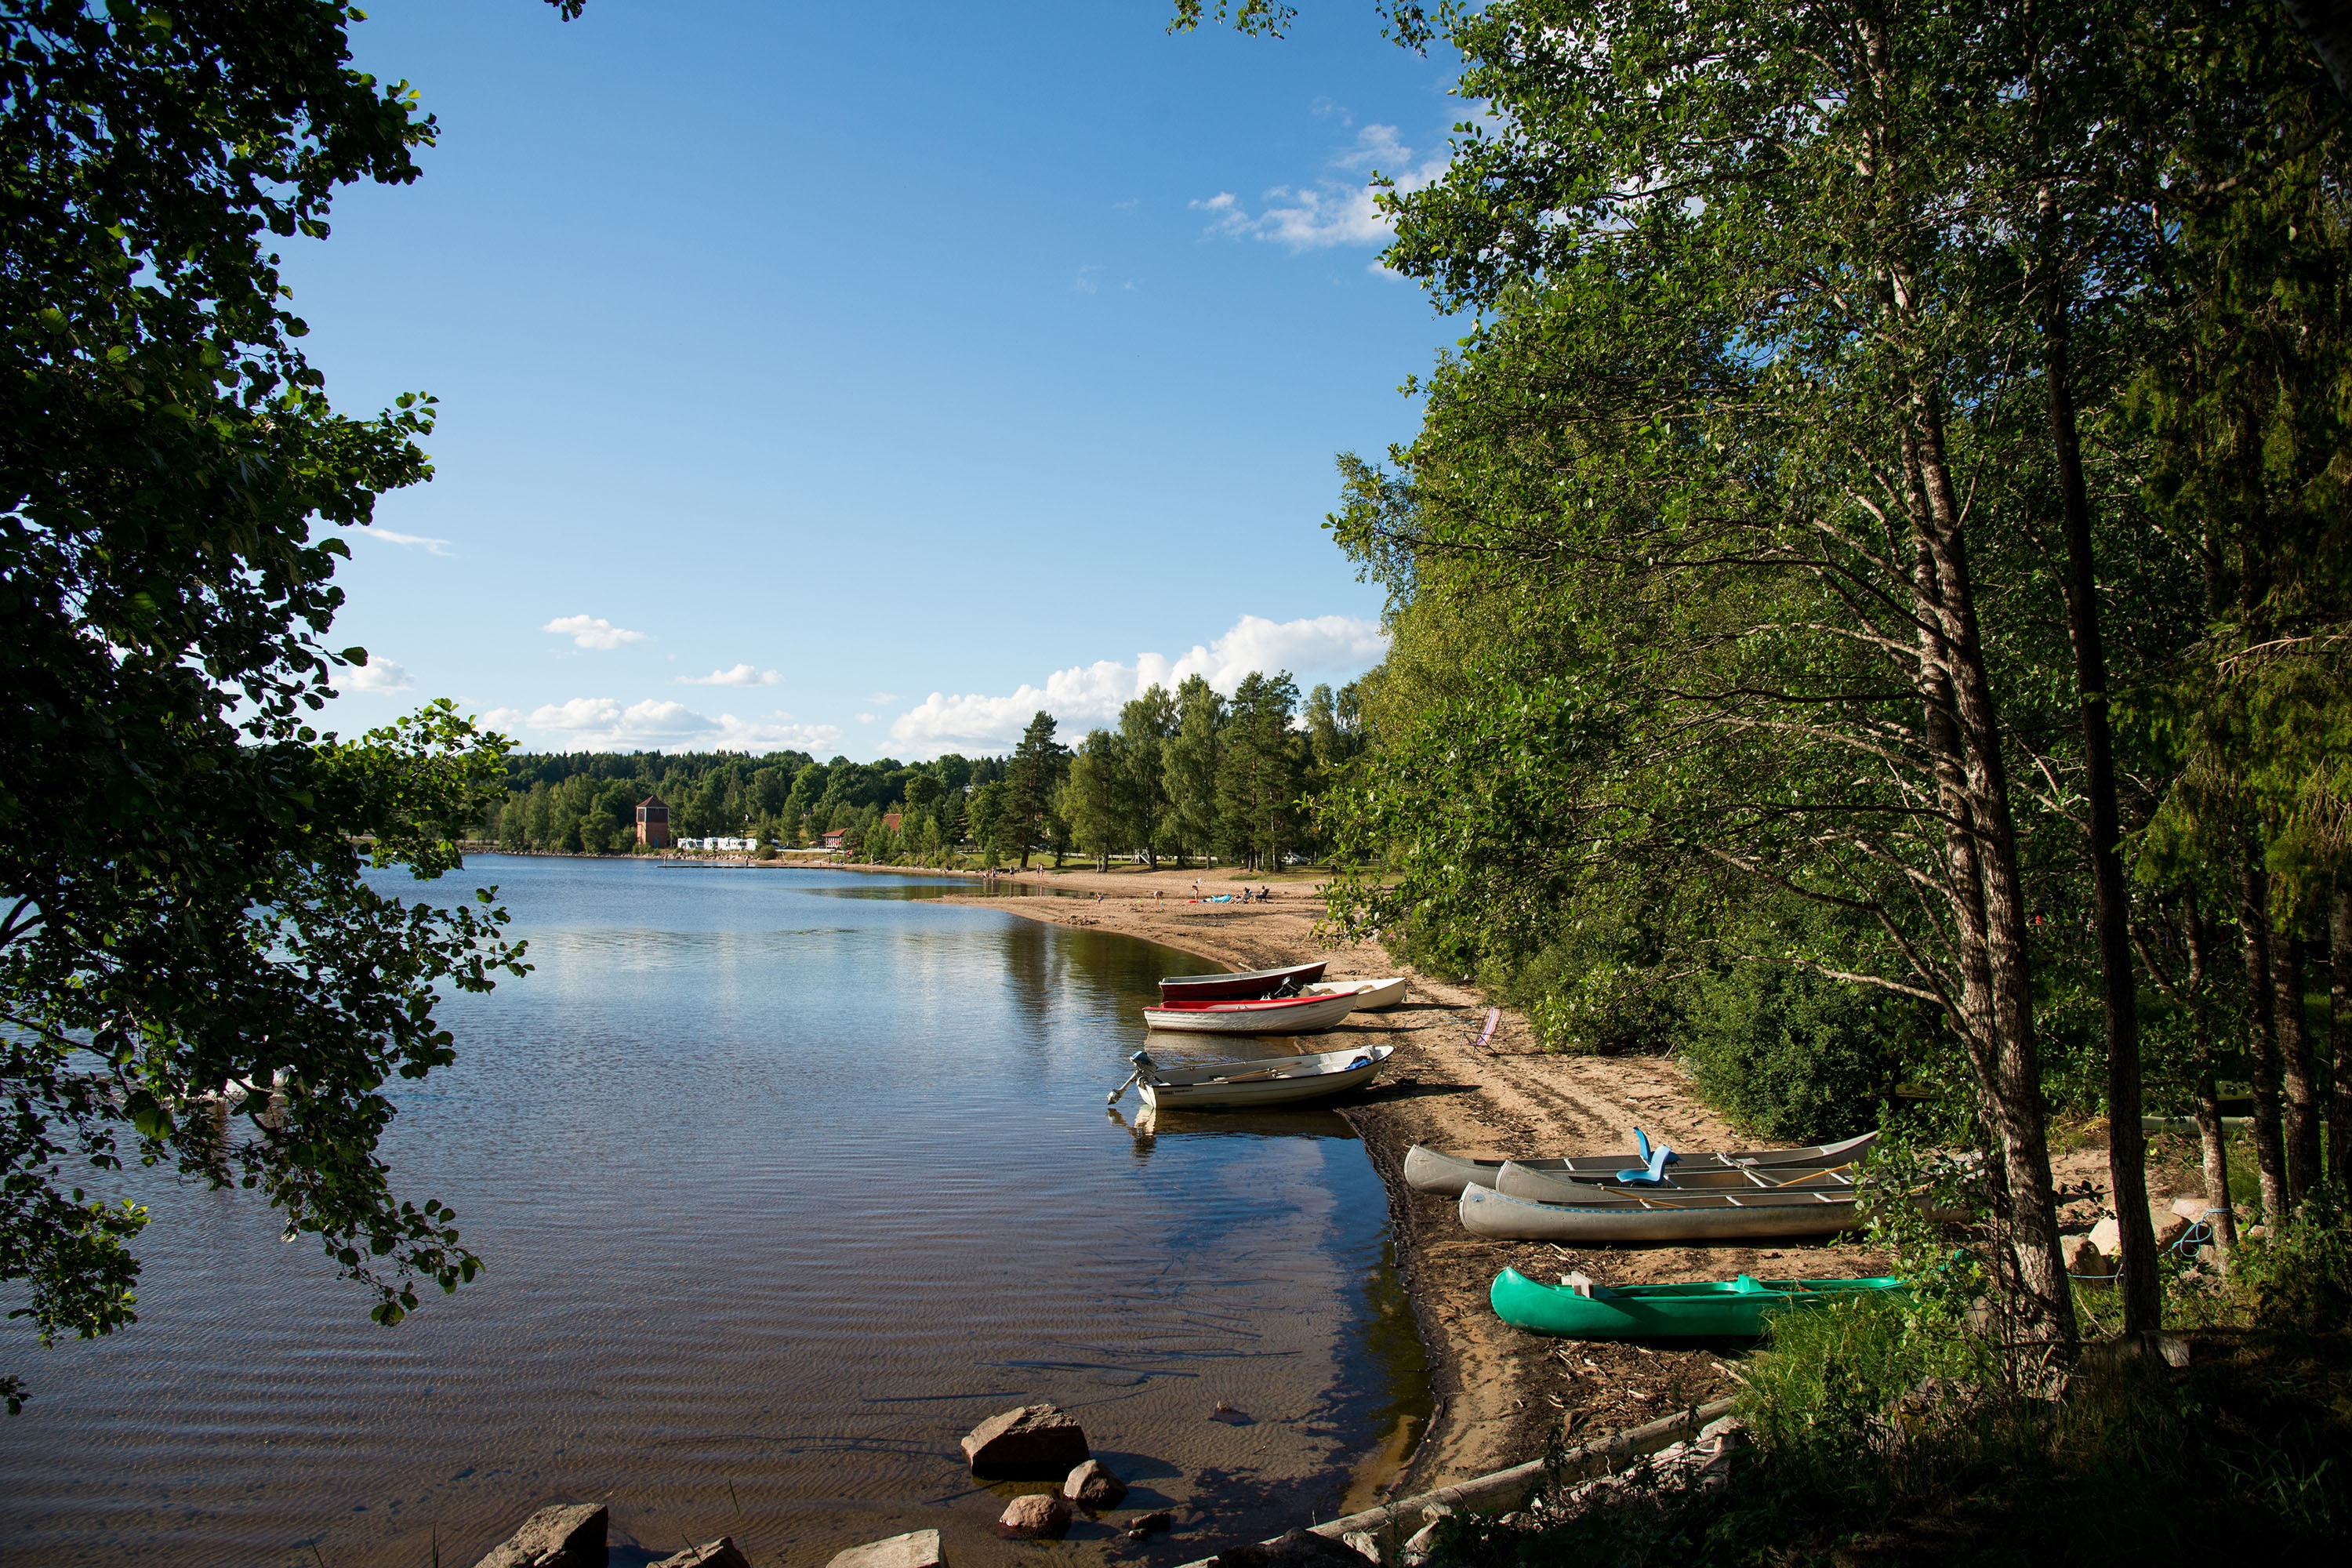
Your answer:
(890, 859), (1894, 1501)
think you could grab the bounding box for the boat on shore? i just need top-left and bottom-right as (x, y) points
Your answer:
(1157, 961), (1327, 1004)
(1490, 1268), (1905, 1338)
(1301, 976), (1409, 1010)
(1113, 1044), (1396, 1110)
(1142, 989), (1362, 1034)
(1457, 1181), (1860, 1243)
(1494, 1159), (1857, 1205)
(1403, 1131), (1877, 1198)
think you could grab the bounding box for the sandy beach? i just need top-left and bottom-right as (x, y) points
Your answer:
(876, 858), (1896, 1500)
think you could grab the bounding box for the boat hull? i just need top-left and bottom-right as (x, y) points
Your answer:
(1301, 977), (1409, 1010)
(1141, 990), (1362, 1034)
(1139, 1044), (1394, 1109)
(1457, 1183), (1860, 1243)
(1494, 1160), (1857, 1205)
(1490, 1268), (1906, 1338)
(1156, 961), (1327, 1003)
(1402, 1131), (1878, 1198)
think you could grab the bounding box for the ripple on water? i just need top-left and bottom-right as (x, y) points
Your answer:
(0, 858), (1426, 1568)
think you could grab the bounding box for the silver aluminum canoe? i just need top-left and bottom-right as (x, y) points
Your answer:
(1139, 1044), (1395, 1110)
(1402, 1131), (1878, 1198)
(1457, 1182), (1860, 1243)
(1494, 1160), (1857, 1205)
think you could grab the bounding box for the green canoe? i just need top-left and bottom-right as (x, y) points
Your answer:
(1490, 1267), (1907, 1338)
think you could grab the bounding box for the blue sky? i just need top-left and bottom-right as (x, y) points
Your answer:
(299, 1), (1461, 759)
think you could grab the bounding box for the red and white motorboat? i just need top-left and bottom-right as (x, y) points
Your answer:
(1156, 960), (1328, 1004)
(1139, 989), (1362, 1034)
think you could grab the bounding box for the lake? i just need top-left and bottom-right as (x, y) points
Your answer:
(0, 857), (1426, 1567)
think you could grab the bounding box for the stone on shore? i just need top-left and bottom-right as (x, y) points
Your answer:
(2061, 1234), (2107, 1277)
(2151, 1211), (2190, 1248)
(1341, 1530), (1381, 1563)
(2086, 1215), (2123, 1258)
(470, 1503), (608, 1568)
(652, 1539), (751, 1568)
(1064, 1458), (1127, 1508)
(962, 1403), (1090, 1479)
(998, 1494), (1073, 1538)
(825, 1529), (946, 1568)
(1125, 1510), (1175, 1539)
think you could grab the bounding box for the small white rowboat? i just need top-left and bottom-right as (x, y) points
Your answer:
(1123, 1044), (1396, 1110)
(1140, 989), (1363, 1034)
(1301, 976), (1409, 1010)
(1402, 1131), (1878, 1198)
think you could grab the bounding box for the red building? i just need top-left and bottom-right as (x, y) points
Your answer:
(635, 795), (673, 848)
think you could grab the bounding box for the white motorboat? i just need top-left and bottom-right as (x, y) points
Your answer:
(1300, 976), (1409, 1010)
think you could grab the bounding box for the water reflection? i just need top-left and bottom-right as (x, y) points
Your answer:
(1, 857), (1420, 1568)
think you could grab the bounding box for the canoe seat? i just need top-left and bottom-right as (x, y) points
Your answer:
(1617, 1140), (1676, 1185)
(1632, 1127), (1682, 1169)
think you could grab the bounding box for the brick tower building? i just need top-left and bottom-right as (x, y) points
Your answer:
(635, 795), (672, 848)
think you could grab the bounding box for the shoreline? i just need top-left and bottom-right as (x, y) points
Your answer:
(931, 862), (1892, 1504)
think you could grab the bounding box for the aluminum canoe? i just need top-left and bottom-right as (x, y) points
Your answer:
(1490, 1268), (1905, 1338)
(1456, 1181), (1860, 1243)
(1494, 1159), (1857, 1205)
(1140, 989), (1362, 1034)
(1138, 1044), (1394, 1110)
(1301, 976), (1409, 1010)
(1402, 1131), (1878, 1198)
(1156, 961), (1328, 1004)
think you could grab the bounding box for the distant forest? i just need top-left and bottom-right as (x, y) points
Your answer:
(478, 675), (1367, 869)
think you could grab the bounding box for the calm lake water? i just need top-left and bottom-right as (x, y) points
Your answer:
(1, 858), (1425, 1567)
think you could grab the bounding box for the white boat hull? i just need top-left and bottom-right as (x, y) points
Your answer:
(1140, 990), (1362, 1034)
(1301, 977), (1409, 1010)
(1139, 1044), (1395, 1109)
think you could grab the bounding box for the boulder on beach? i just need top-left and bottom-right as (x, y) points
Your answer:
(1124, 1510), (1175, 1540)
(651, 1539), (751, 1568)
(1064, 1457), (1128, 1508)
(2061, 1235), (2108, 1279)
(470, 1503), (608, 1568)
(961, 1403), (1089, 1479)
(826, 1529), (946, 1568)
(998, 1494), (1073, 1539)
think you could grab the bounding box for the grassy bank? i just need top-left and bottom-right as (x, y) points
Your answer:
(1425, 1196), (2352, 1566)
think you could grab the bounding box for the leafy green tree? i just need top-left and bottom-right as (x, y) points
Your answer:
(0, 0), (588, 1406)
(966, 780), (1008, 869)
(1063, 730), (1129, 871)
(1217, 671), (1304, 873)
(1003, 710), (1068, 870)
(1163, 676), (1225, 866)
(1118, 684), (1178, 868)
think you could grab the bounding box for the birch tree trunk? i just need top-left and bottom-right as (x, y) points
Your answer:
(2240, 863), (2292, 1214)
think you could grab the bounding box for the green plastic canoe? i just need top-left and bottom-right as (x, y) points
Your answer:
(1490, 1267), (1907, 1338)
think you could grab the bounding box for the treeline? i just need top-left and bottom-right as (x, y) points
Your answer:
(481, 749), (1002, 854)
(859, 674), (1367, 872)
(1318, 0), (2350, 1345)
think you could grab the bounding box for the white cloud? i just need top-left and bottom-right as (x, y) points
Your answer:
(677, 664), (780, 687)
(523, 696), (837, 754)
(478, 707), (524, 732)
(339, 656), (413, 693)
(1195, 123), (1450, 252)
(543, 614), (649, 651)
(365, 528), (454, 557)
(867, 691), (899, 704)
(888, 613), (1388, 755)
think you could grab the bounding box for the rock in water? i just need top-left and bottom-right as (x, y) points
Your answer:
(1064, 1458), (1128, 1508)
(470, 1503), (608, 1568)
(961, 1403), (1090, 1479)
(998, 1494), (1074, 1539)
(826, 1530), (946, 1568)
(652, 1540), (751, 1568)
